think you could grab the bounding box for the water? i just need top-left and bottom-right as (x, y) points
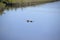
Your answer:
(0, 1), (60, 40)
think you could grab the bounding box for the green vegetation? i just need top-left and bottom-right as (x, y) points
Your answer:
(0, 0), (57, 3)
(0, 0), (57, 8)
(0, 0), (57, 15)
(0, 2), (5, 7)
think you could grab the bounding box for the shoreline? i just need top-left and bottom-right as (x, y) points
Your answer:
(0, 0), (58, 9)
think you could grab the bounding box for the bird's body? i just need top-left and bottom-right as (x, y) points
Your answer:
(27, 20), (29, 22)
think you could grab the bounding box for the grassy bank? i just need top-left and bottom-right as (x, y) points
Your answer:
(0, 0), (57, 10)
(11, 0), (56, 3)
(0, 2), (5, 8)
(0, 0), (58, 15)
(0, 0), (57, 3)
(0, 0), (57, 8)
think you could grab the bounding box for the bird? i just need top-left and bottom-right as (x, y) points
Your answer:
(27, 20), (33, 23)
(27, 20), (29, 22)
(30, 20), (32, 22)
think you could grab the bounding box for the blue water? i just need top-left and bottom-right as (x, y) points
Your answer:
(0, 1), (60, 40)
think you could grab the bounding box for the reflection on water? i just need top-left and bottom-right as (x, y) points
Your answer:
(0, 6), (20, 15)
(0, 1), (60, 40)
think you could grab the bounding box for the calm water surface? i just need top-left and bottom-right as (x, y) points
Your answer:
(0, 1), (60, 40)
